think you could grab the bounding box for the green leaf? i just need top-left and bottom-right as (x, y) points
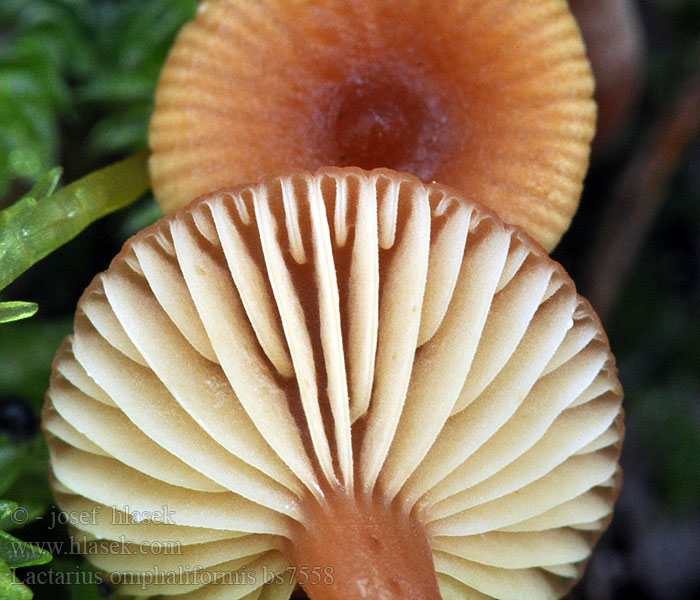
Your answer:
(0, 101), (57, 188)
(0, 318), (73, 408)
(0, 473), (52, 534)
(0, 437), (51, 528)
(89, 104), (152, 154)
(0, 442), (24, 497)
(0, 302), (39, 324)
(0, 531), (52, 568)
(0, 501), (18, 522)
(0, 151), (150, 292)
(0, 561), (32, 600)
(21, 168), (61, 201)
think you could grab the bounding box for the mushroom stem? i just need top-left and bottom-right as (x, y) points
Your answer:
(289, 491), (441, 600)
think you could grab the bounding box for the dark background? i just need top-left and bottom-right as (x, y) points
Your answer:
(0, 1), (698, 598)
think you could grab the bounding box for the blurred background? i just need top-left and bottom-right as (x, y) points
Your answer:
(0, 0), (698, 598)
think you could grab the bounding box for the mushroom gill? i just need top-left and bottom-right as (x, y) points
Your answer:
(44, 168), (623, 599)
(149, 0), (596, 251)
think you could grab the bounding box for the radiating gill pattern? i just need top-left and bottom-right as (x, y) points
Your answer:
(45, 168), (622, 599)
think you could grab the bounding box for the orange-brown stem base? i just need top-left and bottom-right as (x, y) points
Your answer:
(289, 491), (441, 600)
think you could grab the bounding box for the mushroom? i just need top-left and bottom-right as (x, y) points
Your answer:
(149, 0), (596, 251)
(44, 168), (623, 599)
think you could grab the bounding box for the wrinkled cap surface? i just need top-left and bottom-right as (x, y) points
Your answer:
(149, 0), (596, 251)
(45, 168), (622, 599)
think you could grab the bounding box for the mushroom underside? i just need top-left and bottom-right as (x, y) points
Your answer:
(44, 168), (623, 600)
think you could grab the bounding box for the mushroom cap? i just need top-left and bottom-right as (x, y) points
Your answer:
(149, 0), (596, 251)
(44, 168), (622, 599)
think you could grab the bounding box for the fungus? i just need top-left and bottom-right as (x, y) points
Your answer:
(149, 0), (596, 251)
(44, 168), (623, 599)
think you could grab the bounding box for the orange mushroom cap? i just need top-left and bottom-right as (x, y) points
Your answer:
(45, 168), (622, 600)
(149, 0), (596, 251)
